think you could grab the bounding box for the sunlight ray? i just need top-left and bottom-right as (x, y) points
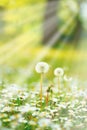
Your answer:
(0, 5), (59, 54)
(0, 33), (40, 63)
(1, 2), (60, 29)
(0, 11), (73, 57)
(0, 25), (41, 55)
(16, 15), (76, 83)
(0, 3), (45, 15)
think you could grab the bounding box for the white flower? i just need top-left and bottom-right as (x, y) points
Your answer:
(52, 98), (57, 103)
(19, 104), (30, 113)
(51, 123), (61, 130)
(19, 104), (37, 113)
(64, 75), (72, 82)
(64, 120), (72, 129)
(18, 117), (27, 123)
(29, 120), (36, 125)
(1, 106), (12, 112)
(54, 68), (64, 77)
(35, 62), (49, 73)
(38, 118), (51, 127)
(39, 112), (48, 118)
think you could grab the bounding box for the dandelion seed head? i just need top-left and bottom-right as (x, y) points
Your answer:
(54, 68), (64, 77)
(35, 62), (49, 73)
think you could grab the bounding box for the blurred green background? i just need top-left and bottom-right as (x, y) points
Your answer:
(0, 0), (87, 85)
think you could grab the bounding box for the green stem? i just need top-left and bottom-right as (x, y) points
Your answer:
(58, 77), (60, 91)
(40, 73), (43, 103)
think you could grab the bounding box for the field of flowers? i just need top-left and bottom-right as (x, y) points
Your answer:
(0, 0), (87, 130)
(0, 62), (87, 130)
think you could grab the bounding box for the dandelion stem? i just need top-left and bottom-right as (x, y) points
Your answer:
(58, 77), (60, 91)
(40, 73), (43, 103)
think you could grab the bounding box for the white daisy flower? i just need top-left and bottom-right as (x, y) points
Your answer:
(54, 68), (64, 77)
(29, 120), (36, 125)
(38, 118), (51, 127)
(64, 120), (72, 129)
(19, 104), (37, 113)
(51, 123), (61, 130)
(18, 117), (27, 123)
(35, 62), (49, 73)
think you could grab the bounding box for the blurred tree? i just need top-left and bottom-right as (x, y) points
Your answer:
(71, 0), (82, 44)
(0, 6), (5, 41)
(70, 0), (87, 45)
(42, 0), (59, 44)
(42, 0), (86, 46)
